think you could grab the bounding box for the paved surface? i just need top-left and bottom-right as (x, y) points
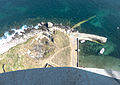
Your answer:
(72, 32), (107, 43)
(69, 35), (77, 67)
(0, 67), (120, 85)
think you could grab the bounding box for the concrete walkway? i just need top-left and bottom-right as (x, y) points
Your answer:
(69, 35), (77, 67)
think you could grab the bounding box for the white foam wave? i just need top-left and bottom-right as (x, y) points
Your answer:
(0, 25), (28, 54)
(21, 25), (28, 30)
(34, 25), (39, 29)
(0, 31), (13, 45)
(0, 24), (42, 54)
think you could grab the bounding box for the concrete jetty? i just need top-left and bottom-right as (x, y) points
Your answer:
(71, 32), (107, 44)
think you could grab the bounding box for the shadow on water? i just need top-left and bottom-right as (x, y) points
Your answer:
(0, 67), (120, 85)
(105, 70), (120, 84)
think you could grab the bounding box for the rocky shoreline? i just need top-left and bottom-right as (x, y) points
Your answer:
(0, 21), (107, 55)
(0, 22), (71, 55)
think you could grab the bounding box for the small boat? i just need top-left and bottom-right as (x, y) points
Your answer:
(100, 48), (105, 54)
(80, 40), (85, 43)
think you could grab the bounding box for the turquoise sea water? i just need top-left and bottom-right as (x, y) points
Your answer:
(0, 0), (120, 70)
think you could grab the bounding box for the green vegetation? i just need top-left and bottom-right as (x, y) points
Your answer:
(72, 15), (96, 29)
(0, 45), (25, 73)
(23, 37), (34, 44)
(53, 30), (70, 48)
(0, 30), (71, 73)
(52, 47), (71, 67)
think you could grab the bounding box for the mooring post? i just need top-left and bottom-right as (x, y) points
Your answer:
(77, 38), (79, 67)
(2, 64), (5, 72)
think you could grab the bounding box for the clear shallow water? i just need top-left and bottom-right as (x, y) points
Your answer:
(0, 0), (120, 70)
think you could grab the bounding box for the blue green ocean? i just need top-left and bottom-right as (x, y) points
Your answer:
(0, 0), (120, 70)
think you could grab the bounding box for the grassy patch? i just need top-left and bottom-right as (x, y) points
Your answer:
(52, 47), (71, 67)
(0, 37), (33, 72)
(23, 37), (34, 44)
(53, 30), (69, 48)
(0, 30), (71, 73)
(0, 46), (24, 72)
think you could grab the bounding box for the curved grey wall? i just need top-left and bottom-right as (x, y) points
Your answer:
(0, 67), (120, 85)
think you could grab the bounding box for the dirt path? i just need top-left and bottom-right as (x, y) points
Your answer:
(44, 45), (71, 67)
(45, 32), (77, 67)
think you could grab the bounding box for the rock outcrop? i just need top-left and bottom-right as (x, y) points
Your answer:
(0, 22), (107, 55)
(47, 22), (53, 28)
